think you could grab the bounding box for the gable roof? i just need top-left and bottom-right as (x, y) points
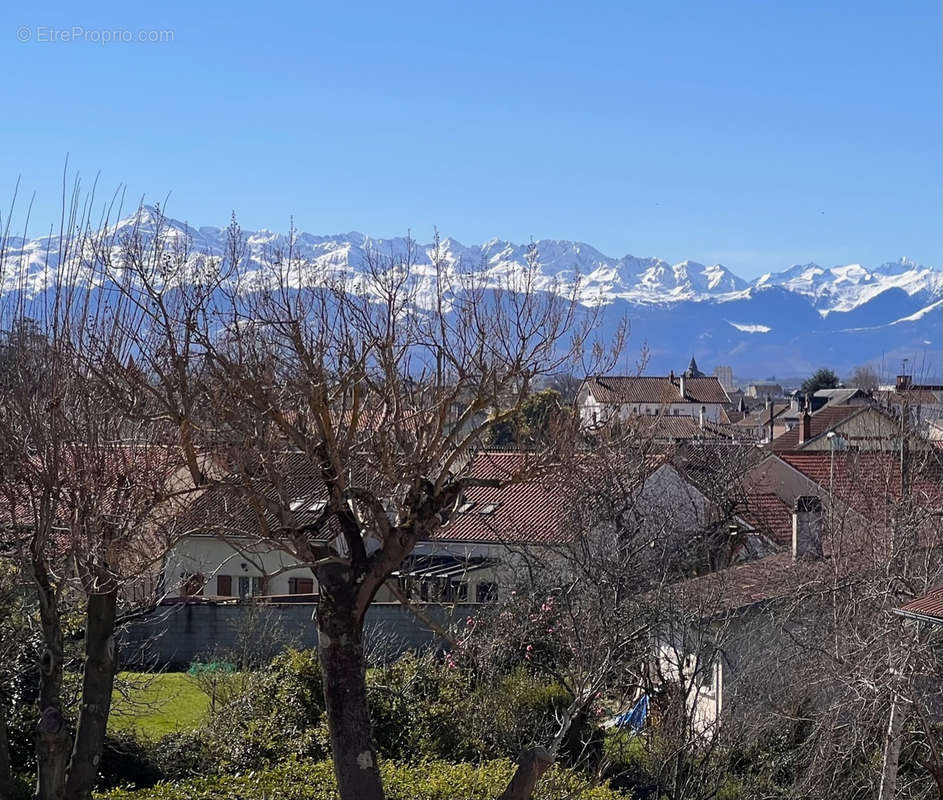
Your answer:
(779, 451), (943, 510)
(732, 401), (791, 429)
(669, 551), (799, 611)
(583, 376), (729, 406)
(769, 405), (865, 452)
(432, 451), (569, 545)
(739, 491), (793, 546)
(814, 387), (870, 405)
(167, 451), (342, 543)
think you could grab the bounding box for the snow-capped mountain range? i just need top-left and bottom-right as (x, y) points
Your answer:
(2, 207), (940, 377)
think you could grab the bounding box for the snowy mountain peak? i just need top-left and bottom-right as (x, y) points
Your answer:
(0, 209), (938, 319)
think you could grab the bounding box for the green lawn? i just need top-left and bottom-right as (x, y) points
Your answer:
(108, 671), (209, 738)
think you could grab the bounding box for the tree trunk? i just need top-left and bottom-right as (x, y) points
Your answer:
(64, 587), (118, 800)
(878, 694), (906, 800)
(497, 747), (554, 800)
(316, 591), (384, 800)
(35, 591), (70, 800)
(0, 704), (15, 800)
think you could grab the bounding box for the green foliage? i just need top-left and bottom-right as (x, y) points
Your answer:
(192, 649), (329, 773)
(800, 368), (839, 396)
(97, 757), (632, 800)
(365, 653), (574, 763)
(484, 389), (565, 447)
(98, 651), (588, 791)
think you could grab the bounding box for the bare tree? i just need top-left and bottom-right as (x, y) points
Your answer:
(455, 430), (763, 799)
(0, 191), (199, 800)
(94, 208), (622, 800)
(849, 364), (880, 393)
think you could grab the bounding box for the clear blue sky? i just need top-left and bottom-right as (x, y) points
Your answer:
(2, 0), (940, 278)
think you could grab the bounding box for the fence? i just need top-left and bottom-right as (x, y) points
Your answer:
(119, 600), (477, 669)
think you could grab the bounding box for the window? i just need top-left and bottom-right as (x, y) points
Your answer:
(453, 582), (468, 602)
(182, 572), (205, 597)
(238, 576), (263, 599)
(289, 577), (315, 595)
(290, 498), (327, 513)
(476, 582), (497, 603)
(216, 575), (232, 596)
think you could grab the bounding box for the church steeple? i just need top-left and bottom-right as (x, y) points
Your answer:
(683, 356), (705, 379)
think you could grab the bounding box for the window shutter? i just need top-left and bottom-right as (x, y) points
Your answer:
(217, 575), (232, 596)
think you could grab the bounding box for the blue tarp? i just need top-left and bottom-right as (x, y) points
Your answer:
(615, 694), (649, 732)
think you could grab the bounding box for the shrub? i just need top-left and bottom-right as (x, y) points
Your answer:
(364, 655), (577, 763)
(97, 757), (632, 800)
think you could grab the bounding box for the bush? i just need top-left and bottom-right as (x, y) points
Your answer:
(364, 654), (577, 763)
(97, 732), (164, 790)
(98, 757), (632, 800)
(99, 649), (592, 787)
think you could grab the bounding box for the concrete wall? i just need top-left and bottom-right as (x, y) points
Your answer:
(119, 601), (479, 669)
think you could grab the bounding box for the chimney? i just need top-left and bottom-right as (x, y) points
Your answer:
(896, 374), (912, 392)
(699, 405), (706, 429)
(679, 374), (686, 400)
(768, 401), (774, 443)
(797, 401), (811, 444)
(792, 495), (823, 560)
(765, 393), (770, 410)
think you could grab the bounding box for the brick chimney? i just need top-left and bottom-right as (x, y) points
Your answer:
(792, 495), (823, 560)
(797, 401), (811, 444)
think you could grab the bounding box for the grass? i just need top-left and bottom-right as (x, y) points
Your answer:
(108, 671), (209, 738)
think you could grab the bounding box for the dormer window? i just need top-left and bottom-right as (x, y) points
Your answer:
(290, 497), (327, 513)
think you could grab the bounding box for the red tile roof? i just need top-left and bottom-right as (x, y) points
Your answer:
(584, 375), (729, 406)
(635, 415), (736, 442)
(669, 552), (800, 611)
(769, 405), (863, 451)
(432, 451), (569, 545)
(896, 587), (943, 621)
(739, 492), (793, 546)
(733, 402), (790, 429)
(780, 452), (943, 510)
(168, 451), (344, 542)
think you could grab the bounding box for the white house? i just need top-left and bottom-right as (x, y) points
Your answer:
(578, 363), (730, 428)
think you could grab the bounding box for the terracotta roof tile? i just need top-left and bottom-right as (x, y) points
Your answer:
(740, 492), (793, 546)
(770, 405), (864, 451)
(584, 376), (729, 406)
(432, 451), (568, 545)
(896, 587), (943, 621)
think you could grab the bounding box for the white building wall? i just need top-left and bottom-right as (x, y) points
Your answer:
(163, 536), (316, 597)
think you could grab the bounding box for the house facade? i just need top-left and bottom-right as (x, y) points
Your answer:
(578, 364), (730, 427)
